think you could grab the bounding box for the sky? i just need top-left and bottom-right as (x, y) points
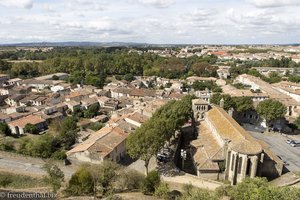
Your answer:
(0, 0), (300, 44)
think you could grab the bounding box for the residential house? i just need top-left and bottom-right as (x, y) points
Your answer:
(67, 127), (129, 164)
(273, 81), (300, 102)
(237, 74), (300, 118)
(111, 87), (132, 98)
(252, 67), (295, 77)
(81, 97), (99, 110)
(35, 73), (69, 81)
(8, 114), (47, 135)
(186, 76), (217, 85)
(124, 112), (149, 127)
(65, 100), (81, 112)
(0, 74), (9, 85)
(5, 94), (26, 106)
(129, 88), (156, 98)
(5, 78), (22, 86)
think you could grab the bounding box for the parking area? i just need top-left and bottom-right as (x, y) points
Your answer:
(247, 130), (300, 172)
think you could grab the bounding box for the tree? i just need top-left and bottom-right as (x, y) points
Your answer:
(0, 122), (11, 136)
(127, 96), (193, 174)
(127, 124), (162, 175)
(123, 73), (135, 82)
(58, 117), (78, 149)
(192, 81), (222, 92)
(210, 93), (235, 111)
(85, 74), (105, 88)
(159, 57), (185, 79)
(256, 99), (286, 124)
(233, 97), (254, 113)
(43, 162), (64, 193)
(190, 62), (217, 77)
(24, 123), (39, 134)
(293, 116), (300, 130)
(84, 104), (100, 119)
(267, 72), (282, 84)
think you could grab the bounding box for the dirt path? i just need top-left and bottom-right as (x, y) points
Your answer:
(0, 151), (76, 178)
(162, 174), (222, 191)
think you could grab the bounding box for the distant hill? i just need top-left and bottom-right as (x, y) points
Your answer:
(0, 41), (184, 48)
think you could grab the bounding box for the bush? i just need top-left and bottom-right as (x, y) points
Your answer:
(65, 166), (94, 196)
(181, 189), (217, 200)
(43, 163), (64, 193)
(51, 150), (67, 160)
(0, 122), (11, 136)
(88, 122), (104, 131)
(24, 123), (39, 134)
(114, 169), (145, 191)
(0, 139), (15, 152)
(97, 161), (120, 195)
(154, 182), (170, 199)
(0, 174), (13, 187)
(141, 170), (160, 195)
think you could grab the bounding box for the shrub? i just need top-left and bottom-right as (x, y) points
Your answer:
(0, 139), (15, 152)
(154, 182), (170, 199)
(0, 172), (46, 189)
(181, 189), (217, 200)
(141, 170), (160, 195)
(51, 150), (67, 160)
(43, 163), (64, 193)
(0, 174), (12, 187)
(24, 123), (39, 134)
(65, 166), (94, 196)
(88, 122), (104, 131)
(114, 169), (145, 191)
(0, 122), (11, 136)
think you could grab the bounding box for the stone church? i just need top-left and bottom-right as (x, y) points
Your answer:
(191, 99), (283, 185)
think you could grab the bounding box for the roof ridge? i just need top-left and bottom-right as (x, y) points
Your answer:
(198, 147), (211, 168)
(214, 107), (247, 141)
(210, 146), (224, 160)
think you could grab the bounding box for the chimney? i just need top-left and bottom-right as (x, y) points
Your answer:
(220, 98), (224, 108)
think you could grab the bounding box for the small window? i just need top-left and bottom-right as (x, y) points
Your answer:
(231, 154), (235, 171)
(237, 157), (243, 174)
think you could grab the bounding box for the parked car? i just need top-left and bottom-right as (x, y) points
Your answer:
(290, 142), (300, 147)
(157, 153), (169, 163)
(286, 139), (295, 144)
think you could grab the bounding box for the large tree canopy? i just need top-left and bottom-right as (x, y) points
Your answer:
(256, 99), (286, 123)
(126, 95), (193, 174)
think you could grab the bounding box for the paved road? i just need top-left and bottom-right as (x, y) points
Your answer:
(247, 131), (300, 172)
(0, 151), (75, 178)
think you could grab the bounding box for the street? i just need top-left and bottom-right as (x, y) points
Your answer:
(247, 131), (300, 172)
(0, 151), (76, 178)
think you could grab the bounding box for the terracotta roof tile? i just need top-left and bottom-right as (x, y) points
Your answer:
(8, 115), (46, 128)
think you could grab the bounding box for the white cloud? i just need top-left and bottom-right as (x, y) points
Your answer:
(65, 0), (108, 11)
(136, 0), (175, 8)
(247, 0), (300, 8)
(0, 0), (33, 9)
(0, 0), (299, 44)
